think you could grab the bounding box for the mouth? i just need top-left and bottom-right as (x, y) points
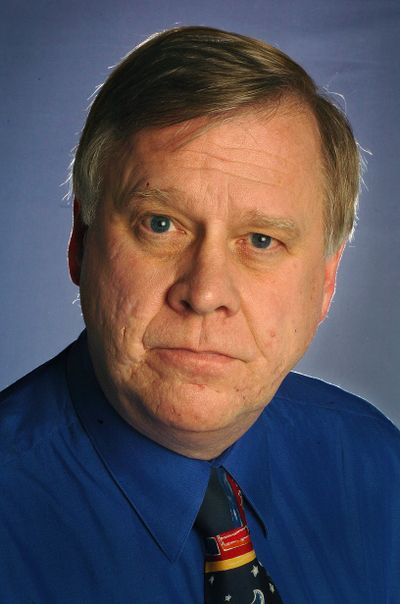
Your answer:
(150, 347), (238, 374)
(157, 347), (236, 361)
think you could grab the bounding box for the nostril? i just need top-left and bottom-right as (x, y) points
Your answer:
(180, 299), (192, 311)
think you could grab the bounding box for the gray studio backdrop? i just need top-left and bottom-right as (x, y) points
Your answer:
(1, 1), (399, 426)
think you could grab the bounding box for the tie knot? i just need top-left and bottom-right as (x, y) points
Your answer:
(196, 467), (246, 538)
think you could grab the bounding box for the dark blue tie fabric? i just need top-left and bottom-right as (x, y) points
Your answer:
(196, 467), (284, 603)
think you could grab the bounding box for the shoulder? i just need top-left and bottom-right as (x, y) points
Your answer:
(277, 370), (390, 419)
(272, 371), (400, 457)
(0, 344), (78, 465)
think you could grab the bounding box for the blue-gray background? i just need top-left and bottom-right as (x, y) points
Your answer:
(1, 0), (399, 427)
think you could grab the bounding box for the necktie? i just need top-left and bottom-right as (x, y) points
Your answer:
(196, 466), (284, 604)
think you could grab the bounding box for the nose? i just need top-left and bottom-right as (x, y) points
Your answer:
(167, 239), (241, 317)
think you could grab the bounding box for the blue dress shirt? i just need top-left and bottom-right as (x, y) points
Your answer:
(1, 332), (399, 603)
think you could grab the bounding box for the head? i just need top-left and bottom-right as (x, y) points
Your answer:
(69, 26), (361, 459)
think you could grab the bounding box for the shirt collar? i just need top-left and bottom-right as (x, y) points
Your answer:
(66, 332), (272, 561)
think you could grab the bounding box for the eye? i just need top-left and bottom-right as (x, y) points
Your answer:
(147, 215), (175, 233)
(250, 233), (273, 249)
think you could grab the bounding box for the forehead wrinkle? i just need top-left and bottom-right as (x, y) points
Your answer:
(180, 147), (294, 177)
(179, 163), (290, 189)
(118, 166), (288, 216)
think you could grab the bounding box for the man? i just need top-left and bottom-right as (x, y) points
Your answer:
(1, 26), (399, 603)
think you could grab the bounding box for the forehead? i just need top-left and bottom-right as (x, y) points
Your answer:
(111, 105), (324, 221)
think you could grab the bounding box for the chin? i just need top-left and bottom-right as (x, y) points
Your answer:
(133, 380), (263, 437)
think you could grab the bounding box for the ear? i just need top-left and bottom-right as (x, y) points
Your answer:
(68, 198), (87, 286)
(319, 243), (346, 323)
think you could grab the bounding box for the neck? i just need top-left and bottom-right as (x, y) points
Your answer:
(110, 396), (261, 460)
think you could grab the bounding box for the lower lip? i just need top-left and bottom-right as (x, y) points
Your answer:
(152, 348), (236, 371)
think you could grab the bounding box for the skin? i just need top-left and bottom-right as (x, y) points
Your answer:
(69, 105), (343, 460)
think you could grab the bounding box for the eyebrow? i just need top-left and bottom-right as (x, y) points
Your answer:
(123, 186), (301, 239)
(235, 209), (301, 239)
(120, 184), (207, 219)
(128, 186), (175, 204)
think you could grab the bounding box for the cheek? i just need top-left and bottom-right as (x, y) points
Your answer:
(287, 267), (326, 353)
(80, 239), (171, 357)
(245, 263), (325, 356)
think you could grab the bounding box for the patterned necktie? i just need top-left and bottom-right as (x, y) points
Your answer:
(196, 466), (283, 604)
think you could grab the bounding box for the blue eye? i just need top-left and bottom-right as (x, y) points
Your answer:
(250, 233), (272, 249)
(149, 215), (171, 233)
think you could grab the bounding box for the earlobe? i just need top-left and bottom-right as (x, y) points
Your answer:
(319, 243), (346, 323)
(68, 198), (87, 286)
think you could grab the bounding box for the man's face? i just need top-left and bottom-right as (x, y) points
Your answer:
(71, 106), (342, 458)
